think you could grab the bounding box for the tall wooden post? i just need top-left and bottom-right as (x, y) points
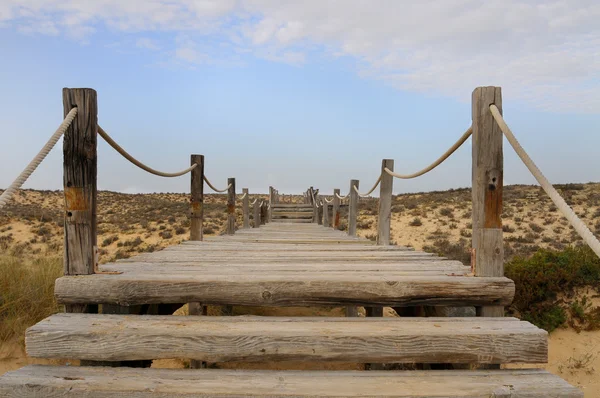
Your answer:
(377, 159), (394, 245)
(190, 155), (204, 241)
(311, 188), (318, 223)
(227, 178), (236, 235)
(62, 88), (97, 314)
(348, 180), (359, 236)
(472, 86), (504, 318)
(242, 188), (250, 229)
(317, 196), (323, 225)
(323, 200), (330, 227)
(268, 186), (274, 222)
(332, 189), (340, 229)
(260, 201), (268, 225)
(253, 198), (261, 228)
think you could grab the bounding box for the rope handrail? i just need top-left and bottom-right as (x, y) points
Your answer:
(250, 198), (258, 206)
(0, 108), (78, 209)
(324, 197), (333, 204)
(489, 104), (600, 258)
(335, 193), (349, 200)
(384, 126), (473, 179)
(203, 175), (231, 193)
(353, 174), (382, 197)
(98, 126), (197, 178)
(239, 192), (248, 200)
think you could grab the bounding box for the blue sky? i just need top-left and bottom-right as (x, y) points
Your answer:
(1, 1), (599, 195)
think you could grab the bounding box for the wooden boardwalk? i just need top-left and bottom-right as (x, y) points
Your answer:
(1, 216), (580, 397)
(0, 86), (585, 396)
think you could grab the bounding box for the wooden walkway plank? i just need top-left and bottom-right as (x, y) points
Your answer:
(27, 314), (547, 364)
(0, 366), (582, 397)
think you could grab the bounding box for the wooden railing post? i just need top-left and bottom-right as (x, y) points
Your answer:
(268, 186), (274, 222)
(472, 86), (504, 318)
(260, 201), (268, 225)
(317, 195), (323, 225)
(310, 188), (318, 223)
(323, 199), (330, 227)
(62, 88), (98, 313)
(227, 178), (236, 235)
(348, 179), (359, 236)
(253, 198), (261, 228)
(332, 189), (340, 229)
(190, 154), (204, 241)
(242, 188), (250, 229)
(377, 159), (394, 245)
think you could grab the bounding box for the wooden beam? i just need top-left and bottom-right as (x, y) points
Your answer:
(227, 178), (236, 235)
(0, 366), (582, 397)
(190, 154), (204, 241)
(27, 314), (547, 364)
(348, 180), (359, 236)
(54, 274), (515, 307)
(253, 197), (260, 228)
(472, 86), (504, 318)
(242, 188), (249, 229)
(377, 159), (394, 246)
(332, 188), (340, 229)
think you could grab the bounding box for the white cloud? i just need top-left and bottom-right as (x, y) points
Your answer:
(136, 37), (160, 50)
(2, 0), (599, 112)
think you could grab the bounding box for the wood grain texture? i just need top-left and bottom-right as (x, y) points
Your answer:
(242, 188), (249, 229)
(332, 188), (340, 229)
(348, 179), (359, 236)
(377, 159), (394, 246)
(54, 273), (514, 307)
(190, 154), (204, 241)
(62, 88), (97, 277)
(27, 314), (547, 364)
(0, 366), (582, 397)
(226, 178), (235, 235)
(472, 86), (504, 317)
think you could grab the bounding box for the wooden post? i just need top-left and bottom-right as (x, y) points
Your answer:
(227, 178), (236, 235)
(311, 188), (318, 223)
(190, 155), (204, 241)
(323, 199), (330, 227)
(62, 88), (97, 314)
(332, 189), (340, 229)
(260, 201), (267, 225)
(472, 86), (504, 318)
(268, 187), (274, 222)
(253, 198), (261, 228)
(317, 196), (323, 225)
(242, 188), (249, 229)
(377, 159), (394, 245)
(348, 180), (359, 236)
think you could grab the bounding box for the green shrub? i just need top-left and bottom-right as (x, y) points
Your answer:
(505, 245), (600, 332)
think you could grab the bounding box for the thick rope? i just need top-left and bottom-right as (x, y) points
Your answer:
(335, 193), (349, 200)
(324, 197), (333, 204)
(0, 108), (78, 209)
(490, 104), (600, 258)
(98, 126), (197, 177)
(353, 174), (382, 197)
(384, 126), (473, 179)
(239, 192), (248, 200)
(251, 199), (258, 206)
(203, 176), (232, 193)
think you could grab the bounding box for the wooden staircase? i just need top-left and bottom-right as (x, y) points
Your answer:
(271, 203), (314, 223)
(0, 223), (582, 397)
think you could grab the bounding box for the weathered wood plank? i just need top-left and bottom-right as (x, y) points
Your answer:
(348, 179), (359, 236)
(377, 159), (394, 245)
(54, 274), (514, 307)
(0, 366), (582, 397)
(226, 177), (236, 235)
(27, 314), (546, 364)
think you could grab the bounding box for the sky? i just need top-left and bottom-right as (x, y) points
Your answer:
(0, 0), (599, 195)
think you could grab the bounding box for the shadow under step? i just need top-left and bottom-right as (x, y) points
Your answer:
(0, 366), (582, 397)
(27, 314), (546, 364)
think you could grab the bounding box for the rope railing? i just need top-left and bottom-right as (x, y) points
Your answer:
(98, 126), (197, 178)
(239, 192), (248, 200)
(353, 174), (382, 197)
(324, 197), (333, 204)
(0, 108), (78, 209)
(335, 192), (349, 200)
(384, 126), (473, 179)
(203, 175), (232, 193)
(489, 104), (600, 258)
(250, 198), (258, 206)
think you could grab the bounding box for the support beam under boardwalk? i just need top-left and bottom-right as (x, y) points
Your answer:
(0, 366), (582, 397)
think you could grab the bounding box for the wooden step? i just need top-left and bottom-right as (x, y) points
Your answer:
(0, 366), (582, 397)
(271, 219), (313, 223)
(26, 315), (546, 364)
(272, 212), (313, 218)
(54, 273), (514, 307)
(272, 204), (313, 208)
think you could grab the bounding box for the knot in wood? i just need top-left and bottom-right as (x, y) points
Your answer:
(262, 291), (272, 300)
